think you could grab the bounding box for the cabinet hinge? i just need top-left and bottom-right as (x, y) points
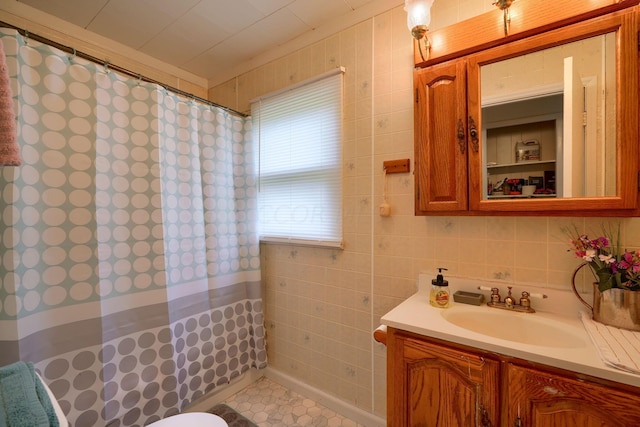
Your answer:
(415, 88), (419, 103)
(582, 111), (587, 127)
(638, 171), (640, 191)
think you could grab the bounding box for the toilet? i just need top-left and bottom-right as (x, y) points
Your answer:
(36, 373), (229, 427)
(148, 412), (228, 427)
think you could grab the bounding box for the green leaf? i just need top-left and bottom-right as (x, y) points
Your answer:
(595, 268), (614, 293)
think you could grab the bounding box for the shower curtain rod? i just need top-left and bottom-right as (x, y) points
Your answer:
(0, 20), (247, 118)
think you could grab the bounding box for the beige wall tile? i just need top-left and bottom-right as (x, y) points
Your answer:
(211, 0), (640, 421)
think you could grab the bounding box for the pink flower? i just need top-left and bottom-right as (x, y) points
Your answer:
(564, 224), (640, 292)
(596, 237), (610, 248)
(618, 252), (635, 270)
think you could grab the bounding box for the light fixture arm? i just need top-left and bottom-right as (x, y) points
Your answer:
(502, 7), (510, 36)
(411, 25), (431, 62)
(417, 36), (431, 62)
(493, 0), (514, 36)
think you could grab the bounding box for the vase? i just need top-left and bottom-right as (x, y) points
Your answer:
(572, 263), (640, 331)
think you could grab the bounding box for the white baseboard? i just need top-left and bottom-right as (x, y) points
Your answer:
(185, 368), (264, 413)
(264, 367), (386, 427)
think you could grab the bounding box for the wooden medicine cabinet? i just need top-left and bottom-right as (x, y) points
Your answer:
(413, 1), (639, 216)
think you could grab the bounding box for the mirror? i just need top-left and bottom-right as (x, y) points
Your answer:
(480, 32), (616, 201)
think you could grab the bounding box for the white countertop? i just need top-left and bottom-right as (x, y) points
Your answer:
(381, 275), (640, 389)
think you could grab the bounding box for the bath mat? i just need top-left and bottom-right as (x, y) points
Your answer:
(207, 403), (258, 427)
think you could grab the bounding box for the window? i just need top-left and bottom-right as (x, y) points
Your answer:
(252, 67), (344, 248)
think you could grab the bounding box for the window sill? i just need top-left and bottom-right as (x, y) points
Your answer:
(259, 236), (344, 249)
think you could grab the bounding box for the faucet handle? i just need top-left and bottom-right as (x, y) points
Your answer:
(490, 287), (501, 303)
(478, 286), (502, 302)
(528, 292), (548, 299)
(520, 291), (531, 308)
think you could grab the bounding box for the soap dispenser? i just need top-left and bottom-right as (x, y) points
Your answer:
(430, 268), (450, 308)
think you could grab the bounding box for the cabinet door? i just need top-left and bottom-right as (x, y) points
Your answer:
(506, 363), (640, 427)
(388, 333), (500, 426)
(414, 59), (469, 213)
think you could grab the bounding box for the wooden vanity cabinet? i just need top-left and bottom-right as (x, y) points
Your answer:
(387, 327), (640, 427)
(387, 328), (500, 426)
(506, 363), (640, 427)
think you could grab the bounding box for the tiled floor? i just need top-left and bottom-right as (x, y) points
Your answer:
(222, 377), (365, 427)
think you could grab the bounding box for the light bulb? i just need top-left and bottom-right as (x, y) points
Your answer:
(404, 0), (435, 36)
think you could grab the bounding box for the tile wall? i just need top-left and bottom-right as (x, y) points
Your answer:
(209, 1), (640, 419)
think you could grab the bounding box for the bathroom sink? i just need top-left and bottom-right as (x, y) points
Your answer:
(441, 309), (586, 348)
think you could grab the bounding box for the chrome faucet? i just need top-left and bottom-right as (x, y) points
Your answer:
(479, 286), (546, 313)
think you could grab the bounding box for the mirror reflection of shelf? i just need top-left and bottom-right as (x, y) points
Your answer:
(482, 93), (563, 199)
(487, 160), (556, 169)
(487, 194), (557, 199)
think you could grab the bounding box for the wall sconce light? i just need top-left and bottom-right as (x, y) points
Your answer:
(493, 0), (515, 36)
(405, 0), (435, 62)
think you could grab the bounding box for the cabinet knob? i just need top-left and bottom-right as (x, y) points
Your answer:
(468, 116), (479, 153)
(457, 119), (466, 154)
(479, 405), (492, 427)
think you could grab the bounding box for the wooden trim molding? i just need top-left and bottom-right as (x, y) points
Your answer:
(414, 0), (640, 67)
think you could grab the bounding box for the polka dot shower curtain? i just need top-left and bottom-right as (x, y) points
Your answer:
(0, 29), (266, 426)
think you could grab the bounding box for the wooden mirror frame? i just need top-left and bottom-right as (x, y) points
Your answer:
(468, 9), (638, 214)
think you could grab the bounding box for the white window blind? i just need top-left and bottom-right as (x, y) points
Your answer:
(252, 67), (344, 248)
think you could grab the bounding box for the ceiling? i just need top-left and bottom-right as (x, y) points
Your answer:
(15, 0), (402, 87)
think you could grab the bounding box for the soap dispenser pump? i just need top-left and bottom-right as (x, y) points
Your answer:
(430, 268), (450, 308)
